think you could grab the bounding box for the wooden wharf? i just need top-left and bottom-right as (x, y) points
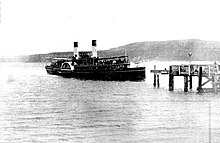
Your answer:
(150, 63), (220, 93)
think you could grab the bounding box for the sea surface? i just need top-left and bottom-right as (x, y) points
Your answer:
(0, 61), (220, 143)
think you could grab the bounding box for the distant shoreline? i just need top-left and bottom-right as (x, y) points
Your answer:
(1, 39), (220, 62)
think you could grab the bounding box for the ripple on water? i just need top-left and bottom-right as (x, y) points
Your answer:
(0, 62), (220, 143)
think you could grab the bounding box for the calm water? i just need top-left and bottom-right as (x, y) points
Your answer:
(0, 62), (220, 143)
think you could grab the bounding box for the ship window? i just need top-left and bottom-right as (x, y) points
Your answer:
(62, 63), (71, 69)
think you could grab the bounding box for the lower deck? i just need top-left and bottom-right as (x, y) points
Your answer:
(58, 67), (145, 81)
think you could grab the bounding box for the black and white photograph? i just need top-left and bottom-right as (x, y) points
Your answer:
(1, 0), (220, 142)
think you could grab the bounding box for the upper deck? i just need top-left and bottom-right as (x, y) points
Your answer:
(73, 52), (130, 71)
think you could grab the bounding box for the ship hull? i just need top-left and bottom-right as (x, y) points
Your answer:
(45, 66), (60, 75)
(57, 67), (145, 81)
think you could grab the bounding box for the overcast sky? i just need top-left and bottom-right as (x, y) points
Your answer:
(0, 0), (220, 56)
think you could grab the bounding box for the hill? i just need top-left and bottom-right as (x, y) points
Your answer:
(98, 39), (220, 61)
(2, 39), (220, 62)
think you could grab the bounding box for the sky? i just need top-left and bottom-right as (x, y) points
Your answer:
(1, 0), (220, 56)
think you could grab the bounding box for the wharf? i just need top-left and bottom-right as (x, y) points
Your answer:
(150, 62), (220, 93)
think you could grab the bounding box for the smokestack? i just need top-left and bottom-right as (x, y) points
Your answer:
(92, 40), (97, 58)
(74, 42), (79, 59)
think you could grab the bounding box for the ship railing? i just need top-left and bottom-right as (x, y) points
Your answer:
(98, 56), (129, 65)
(74, 62), (130, 70)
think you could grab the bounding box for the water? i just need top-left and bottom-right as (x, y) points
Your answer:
(0, 62), (220, 143)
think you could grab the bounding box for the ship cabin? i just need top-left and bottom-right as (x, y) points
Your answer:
(73, 51), (130, 71)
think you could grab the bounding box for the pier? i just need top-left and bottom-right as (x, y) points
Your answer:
(150, 62), (220, 93)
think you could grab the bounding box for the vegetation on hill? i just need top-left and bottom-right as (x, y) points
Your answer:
(1, 39), (220, 62)
(98, 39), (220, 61)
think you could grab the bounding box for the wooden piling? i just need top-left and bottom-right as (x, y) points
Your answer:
(189, 75), (192, 90)
(153, 65), (156, 87)
(169, 66), (174, 91)
(197, 66), (203, 92)
(213, 74), (218, 93)
(184, 76), (188, 92)
(157, 74), (160, 88)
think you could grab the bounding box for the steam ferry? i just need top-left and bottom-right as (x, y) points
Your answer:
(45, 40), (145, 81)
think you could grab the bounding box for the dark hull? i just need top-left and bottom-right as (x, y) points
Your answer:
(57, 67), (145, 81)
(45, 67), (60, 75)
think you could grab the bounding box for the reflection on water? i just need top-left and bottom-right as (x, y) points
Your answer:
(0, 62), (220, 142)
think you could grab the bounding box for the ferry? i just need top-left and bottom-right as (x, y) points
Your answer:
(45, 41), (145, 81)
